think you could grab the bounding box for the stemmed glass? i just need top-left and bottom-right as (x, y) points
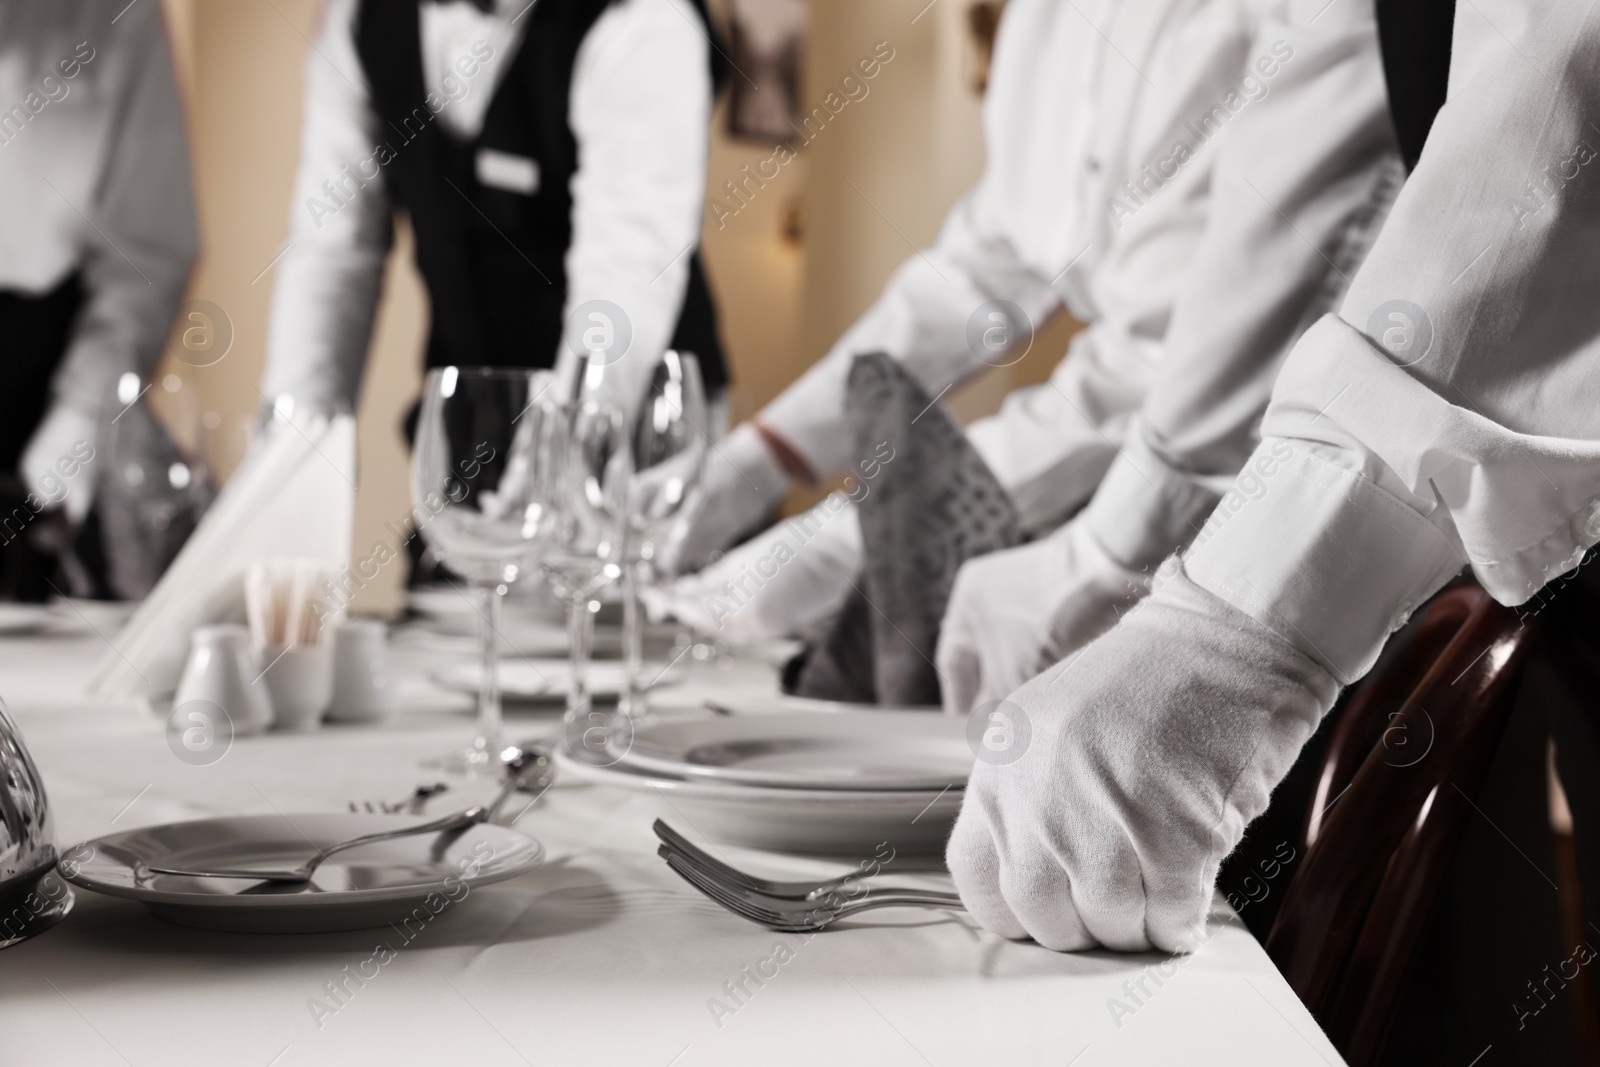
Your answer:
(537, 399), (633, 763)
(620, 352), (709, 722)
(411, 367), (555, 775)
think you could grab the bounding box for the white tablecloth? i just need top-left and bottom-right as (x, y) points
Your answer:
(0, 621), (1346, 1066)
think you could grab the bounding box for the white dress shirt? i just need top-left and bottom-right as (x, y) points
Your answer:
(1185, 0), (1600, 684)
(263, 0), (711, 411)
(0, 0), (196, 415)
(758, 0), (1397, 561)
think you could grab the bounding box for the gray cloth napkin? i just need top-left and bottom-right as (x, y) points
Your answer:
(789, 352), (1022, 706)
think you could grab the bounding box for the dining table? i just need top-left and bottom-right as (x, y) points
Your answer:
(0, 608), (1347, 1066)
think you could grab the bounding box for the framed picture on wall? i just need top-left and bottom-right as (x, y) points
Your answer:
(725, 0), (807, 143)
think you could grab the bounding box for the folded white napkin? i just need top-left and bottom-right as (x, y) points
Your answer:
(88, 414), (355, 699)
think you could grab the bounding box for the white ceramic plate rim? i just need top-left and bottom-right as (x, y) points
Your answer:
(60, 814), (545, 909)
(555, 747), (963, 808)
(778, 694), (941, 715)
(433, 659), (677, 701)
(616, 711), (972, 790)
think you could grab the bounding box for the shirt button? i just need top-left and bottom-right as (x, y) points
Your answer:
(1086, 157), (1102, 174)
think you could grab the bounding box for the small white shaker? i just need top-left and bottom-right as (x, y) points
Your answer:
(174, 624), (274, 736)
(326, 619), (394, 723)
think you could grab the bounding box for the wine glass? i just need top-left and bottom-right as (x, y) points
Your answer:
(620, 351), (709, 721)
(538, 399), (632, 764)
(411, 367), (555, 775)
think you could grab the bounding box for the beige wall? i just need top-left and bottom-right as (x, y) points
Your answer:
(158, 0), (1068, 614)
(161, 0), (428, 618)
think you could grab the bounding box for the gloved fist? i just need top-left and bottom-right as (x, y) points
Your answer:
(947, 566), (1337, 953)
(645, 499), (861, 645)
(936, 518), (1148, 717)
(656, 422), (791, 577)
(19, 403), (100, 525)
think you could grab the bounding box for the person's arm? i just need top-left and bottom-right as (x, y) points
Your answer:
(1191, 0), (1600, 682)
(22, 0), (196, 523)
(553, 0), (712, 411)
(1083, 0), (1400, 572)
(50, 0), (196, 416)
(757, 188), (1062, 481)
(262, 0), (392, 416)
(948, 0), (1600, 954)
(936, 0), (1401, 713)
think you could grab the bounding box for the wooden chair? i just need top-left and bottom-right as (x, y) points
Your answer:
(1265, 581), (1539, 1065)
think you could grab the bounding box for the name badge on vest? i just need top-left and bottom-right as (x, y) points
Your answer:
(475, 149), (540, 196)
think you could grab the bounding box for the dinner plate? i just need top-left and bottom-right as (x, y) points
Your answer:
(617, 711), (971, 791)
(0, 603), (55, 636)
(50, 597), (138, 630)
(556, 748), (960, 855)
(779, 694), (942, 715)
(60, 814), (545, 933)
(434, 659), (679, 703)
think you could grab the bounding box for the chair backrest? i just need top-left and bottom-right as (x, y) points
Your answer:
(1266, 581), (1538, 1066)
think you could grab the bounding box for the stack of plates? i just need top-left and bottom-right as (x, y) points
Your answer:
(557, 711), (971, 855)
(432, 659), (682, 704)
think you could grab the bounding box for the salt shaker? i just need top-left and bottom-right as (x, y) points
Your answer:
(326, 619), (393, 723)
(174, 624), (274, 736)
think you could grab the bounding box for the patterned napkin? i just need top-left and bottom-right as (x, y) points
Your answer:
(789, 353), (1022, 706)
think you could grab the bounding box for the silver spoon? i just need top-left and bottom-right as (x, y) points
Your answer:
(485, 741), (555, 825)
(147, 744), (556, 883)
(143, 804), (493, 883)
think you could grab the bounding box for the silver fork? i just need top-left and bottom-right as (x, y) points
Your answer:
(651, 819), (941, 900)
(658, 847), (963, 932)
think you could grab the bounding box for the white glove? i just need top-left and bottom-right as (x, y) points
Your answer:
(646, 498), (862, 645)
(658, 422), (791, 576)
(936, 518), (1148, 716)
(20, 403), (101, 524)
(947, 566), (1337, 952)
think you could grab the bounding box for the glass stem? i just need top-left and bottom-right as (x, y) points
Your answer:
(620, 562), (646, 723)
(475, 579), (503, 765)
(565, 591), (595, 730)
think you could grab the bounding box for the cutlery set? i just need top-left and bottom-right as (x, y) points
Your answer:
(653, 819), (963, 932)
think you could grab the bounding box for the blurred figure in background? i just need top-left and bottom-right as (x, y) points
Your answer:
(260, 0), (730, 447)
(0, 0), (197, 601)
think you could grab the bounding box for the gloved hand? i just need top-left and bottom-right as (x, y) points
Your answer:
(645, 497), (861, 645)
(657, 422), (792, 577)
(19, 402), (101, 524)
(946, 565), (1337, 952)
(936, 518), (1148, 716)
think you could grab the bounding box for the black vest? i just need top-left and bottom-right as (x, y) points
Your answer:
(1376, 0), (1456, 173)
(354, 0), (728, 394)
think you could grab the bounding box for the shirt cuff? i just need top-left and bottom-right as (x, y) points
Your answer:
(1182, 438), (1467, 684)
(1082, 424), (1230, 569)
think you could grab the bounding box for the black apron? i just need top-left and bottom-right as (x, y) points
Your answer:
(354, 0), (729, 395)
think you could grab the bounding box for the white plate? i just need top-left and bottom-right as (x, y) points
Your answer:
(50, 597), (138, 630)
(434, 659), (679, 703)
(779, 694), (942, 715)
(556, 748), (960, 855)
(60, 813), (545, 933)
(0, 603), (55, 636)
(618, 711), (972, 791)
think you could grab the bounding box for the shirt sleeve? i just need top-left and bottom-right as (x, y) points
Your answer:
(756, 183), (1065, 480)
(1185, 0), (1600, 683)
(554, 0), (712, 410)
(1084, 0), (1401, 569)
(53, 0), (197, 415)
(262, 0), (393, 414)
